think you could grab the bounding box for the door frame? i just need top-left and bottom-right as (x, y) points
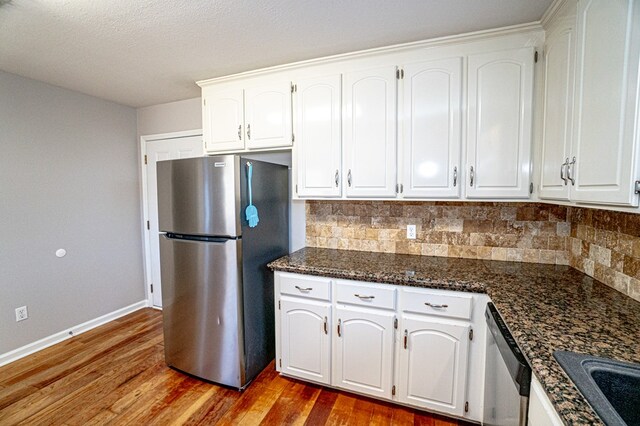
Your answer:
(140, 129), (203, 309)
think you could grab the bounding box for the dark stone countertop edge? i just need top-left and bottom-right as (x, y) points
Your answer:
(269, 263), (488, 294)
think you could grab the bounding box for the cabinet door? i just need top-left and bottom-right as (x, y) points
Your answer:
(401, 58), (462, 198)
(344, 66), (397, 198)
(571, 0), (640, 206)
(539, 27), (575, 201)
(245, 82), (293, 150)
(280, 298), (331, 384)
(295, 75), (342, 198)
(466, 47), (534, 198)
(333, 306), (395, 399)
(202, 87), (245, 153)
(397, 316), (470, 417)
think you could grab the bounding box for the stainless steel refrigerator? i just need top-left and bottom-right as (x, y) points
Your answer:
(157, 155), (289, 389)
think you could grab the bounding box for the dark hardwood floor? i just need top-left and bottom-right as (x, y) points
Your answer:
(0, 308), (471, 425)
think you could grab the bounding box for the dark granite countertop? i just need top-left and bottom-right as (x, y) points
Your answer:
(268, 247), (640, 426)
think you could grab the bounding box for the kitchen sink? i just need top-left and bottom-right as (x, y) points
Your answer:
(554, 351), (640, 426)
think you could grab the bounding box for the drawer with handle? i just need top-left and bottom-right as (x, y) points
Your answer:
(279, 273), (331, 301)
(400, 287), (473, 320)
(335, 280), (396, 310)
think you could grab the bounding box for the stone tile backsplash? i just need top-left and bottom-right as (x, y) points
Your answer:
(305, 201), (640, 301)
(568, 207), (640, 301)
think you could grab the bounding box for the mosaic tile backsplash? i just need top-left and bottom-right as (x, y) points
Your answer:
(305, 201), (640, 301)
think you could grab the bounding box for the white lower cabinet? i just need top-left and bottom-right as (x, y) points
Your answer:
(333, 305), (395, 399)
(275, 272), (487, 422)
(528, 376), (563, 426)
(279, 297), (331, 384)
(396, 316), (470, 417)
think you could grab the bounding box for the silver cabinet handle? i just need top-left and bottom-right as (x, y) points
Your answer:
(238, 125), (242, 140)
(567, 156), (576, 186)
(560, 158), (569, 184)
(403, 330), (408, 349)
(347, 169), (352, 187)
(469, 166), (474, 187)
(323, 317), (328, 334)
(337, 319), (342, 337)
(247, 124), (251, 140)
(425, 302), (449, 309)
(354, 294), (375, 300)
(335, 170), (339, 187)
(294, 285), (312, 292)
(453, 166), (458, 187)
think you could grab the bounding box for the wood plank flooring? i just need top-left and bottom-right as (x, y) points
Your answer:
(0, 308), (472, 425)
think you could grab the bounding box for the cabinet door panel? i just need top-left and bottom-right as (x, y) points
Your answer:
(295, 75), (342, 197)
(467, 48), (534, 198)
(402, 58), (462, 198)
(344, 66), (397, 197)
(245, 82), (293, 149)
(539, 28), (574, 201)
(280, 298), (330, 384)
(397, 316), (469, 416)
(202, 87), (245, 152)
(334, 306), (395, 399)
(571, 0), (640, 206)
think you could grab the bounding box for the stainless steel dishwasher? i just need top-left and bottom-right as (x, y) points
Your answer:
(483, 302), (532, 426)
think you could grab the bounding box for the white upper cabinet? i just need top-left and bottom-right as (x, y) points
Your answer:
(400, 58), (463, 198)
(570, 0), (640, 206)
(202, 86), (245, 152)
(539, 22), (575, 201)
(294, 75), (342, 198)
(344, 66), (398, 198)
(200, 29), (547, 203)
(245, 81), (293, 150)
(466, 47), (535, 199)
(200, 78), (293, 153)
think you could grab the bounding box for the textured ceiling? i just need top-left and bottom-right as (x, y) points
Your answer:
(0, 0), (552, 107)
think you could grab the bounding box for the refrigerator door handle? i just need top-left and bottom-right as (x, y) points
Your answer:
(164, 233), (239, 243)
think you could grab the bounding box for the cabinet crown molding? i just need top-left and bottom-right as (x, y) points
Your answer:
(540, 0), (570, 28)
(196, 22), (542, 87)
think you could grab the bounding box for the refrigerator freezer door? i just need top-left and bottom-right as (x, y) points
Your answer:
(160, 235), (245, 387)
(157, 155), (241, 237)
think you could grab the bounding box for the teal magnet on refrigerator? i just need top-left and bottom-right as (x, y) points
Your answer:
(245, 162), (259, 227)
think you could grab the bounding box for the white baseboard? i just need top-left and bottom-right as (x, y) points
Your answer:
(0, 300), (149, 367)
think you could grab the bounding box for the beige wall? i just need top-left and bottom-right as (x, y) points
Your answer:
(136, 97), (202, 137)
(0, 71), (144, 354)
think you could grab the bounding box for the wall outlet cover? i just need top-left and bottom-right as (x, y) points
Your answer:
(15, 306), (28, 322)
(407, 224), (417, 239)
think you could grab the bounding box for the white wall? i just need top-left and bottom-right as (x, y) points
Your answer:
(0, 71), (145, 354)
(136, 98), (306, 252)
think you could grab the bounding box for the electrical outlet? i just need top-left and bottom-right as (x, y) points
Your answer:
(15, 306), (28, 322)
(407, 224), (417, 239)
